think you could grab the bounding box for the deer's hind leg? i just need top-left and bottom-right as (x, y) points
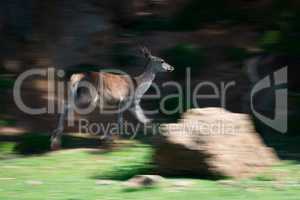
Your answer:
(51, 103), (71, 150)
(117, 101), (126, 135)
(51, 81), (78, 150)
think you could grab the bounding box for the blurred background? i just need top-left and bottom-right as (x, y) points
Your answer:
(0, 0), (299, 147)
(0, 1), (299, 199)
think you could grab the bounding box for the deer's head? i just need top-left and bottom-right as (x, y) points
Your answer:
(140, 47), (174, 72)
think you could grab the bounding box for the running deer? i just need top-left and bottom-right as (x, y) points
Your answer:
(51, 47), (174, 150)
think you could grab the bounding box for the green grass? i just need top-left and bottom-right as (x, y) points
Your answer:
(0, 142), (16, 159)
(0, 141), (299, 200)
(0, 119), (16, 127)
(0, 76), (15, 90)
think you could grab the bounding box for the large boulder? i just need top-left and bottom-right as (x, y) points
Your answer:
(155, 107), (278, 179)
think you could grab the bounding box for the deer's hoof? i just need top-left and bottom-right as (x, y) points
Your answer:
(50, 137), (61, 151)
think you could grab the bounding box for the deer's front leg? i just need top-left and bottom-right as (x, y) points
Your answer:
(117, 102), (124, 134)
(130, 103), (151, 124)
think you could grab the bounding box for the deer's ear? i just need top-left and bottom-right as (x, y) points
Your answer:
(140, 46), (152, 58)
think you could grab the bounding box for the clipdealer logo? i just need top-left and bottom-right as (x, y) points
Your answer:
(250, 67), (288, 133)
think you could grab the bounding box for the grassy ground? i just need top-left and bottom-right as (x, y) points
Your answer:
(0, 139), (299, 200)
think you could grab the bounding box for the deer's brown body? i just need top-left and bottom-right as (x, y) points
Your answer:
(51, 47), (174, 150)
(70, 72), (134, 106)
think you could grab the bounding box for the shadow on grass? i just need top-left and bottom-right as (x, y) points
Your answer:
(0, 132), (156, 180)
(92, 165), (154, 181)
(90, 143), (155, 181)
(0, 132), (103, 156)
(122, 185), (158, 193)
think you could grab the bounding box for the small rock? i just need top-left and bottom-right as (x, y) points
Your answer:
(171, 180), (194, 188)
(26, 180), (43, 185)
(217, 180), (237, 187)
(124, 175), (164, 188)
(0, 177), (16, 180)
(95, 180), (115, 185)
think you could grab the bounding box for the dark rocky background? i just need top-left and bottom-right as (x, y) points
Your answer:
(0, 0), (299, 159)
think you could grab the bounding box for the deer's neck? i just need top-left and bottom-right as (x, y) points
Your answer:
(134, 64), (156, 98)
(138, 67), (156, 84)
